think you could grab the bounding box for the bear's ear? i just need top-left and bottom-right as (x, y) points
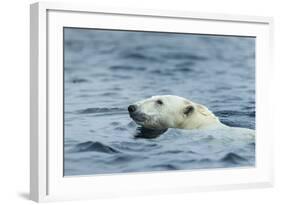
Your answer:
(184, 105), (194, 116)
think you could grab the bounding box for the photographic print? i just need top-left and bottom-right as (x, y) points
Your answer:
(63, 28), (255, 176)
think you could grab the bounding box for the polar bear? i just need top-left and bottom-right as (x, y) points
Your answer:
(128, 95), (254, 135)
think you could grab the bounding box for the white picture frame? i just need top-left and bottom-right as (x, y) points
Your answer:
(30, 1), (274, 202)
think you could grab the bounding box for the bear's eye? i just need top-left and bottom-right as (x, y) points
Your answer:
(156, 99), (163, 105)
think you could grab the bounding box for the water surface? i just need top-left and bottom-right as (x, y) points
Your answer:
(64, 28), (255, 176)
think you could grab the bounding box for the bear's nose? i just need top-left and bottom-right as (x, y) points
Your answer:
(128, 105), (137, 113)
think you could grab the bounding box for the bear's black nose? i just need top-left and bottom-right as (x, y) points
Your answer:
(128, 105), (137, 113)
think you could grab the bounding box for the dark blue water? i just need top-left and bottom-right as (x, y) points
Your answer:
(64, 28), (255, 176)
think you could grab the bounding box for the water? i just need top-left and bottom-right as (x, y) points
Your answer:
(64, 28), (255, 176)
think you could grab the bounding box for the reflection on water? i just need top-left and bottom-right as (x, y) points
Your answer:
(64, 28), (255, 176)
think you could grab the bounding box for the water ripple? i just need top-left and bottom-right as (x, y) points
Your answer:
(73, 141), (120, 154)
(109, 65), (146, 71)
(162, 52), (208, 61)
(77, 107), (126, 114)
(122, 52), (160, 62)
(220, 152), (247, 164)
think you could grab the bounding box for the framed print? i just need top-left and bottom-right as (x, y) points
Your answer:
(30, 2), (274, 202)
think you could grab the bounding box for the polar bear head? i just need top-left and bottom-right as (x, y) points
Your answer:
(128, 95), (221, 130)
